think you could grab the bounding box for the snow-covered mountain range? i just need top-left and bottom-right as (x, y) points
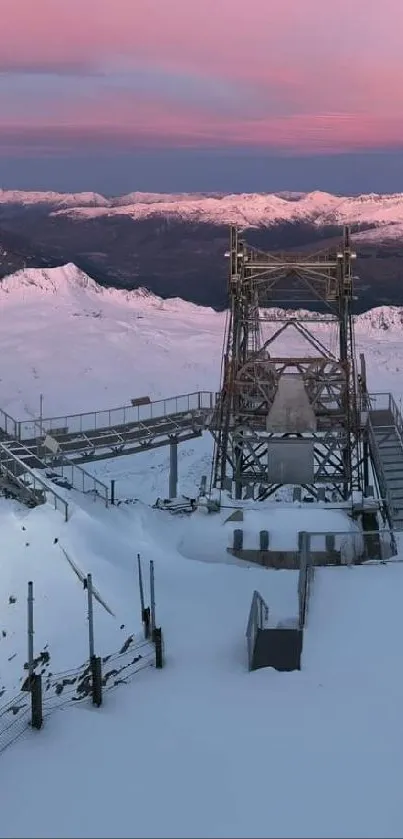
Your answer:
(2, 263), (403, 333)
(2, 188), (403, 241)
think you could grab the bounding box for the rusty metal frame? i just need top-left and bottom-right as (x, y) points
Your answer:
(211, 226), (362, 501)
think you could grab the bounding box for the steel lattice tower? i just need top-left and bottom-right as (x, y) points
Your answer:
(211, 226), (364, 501)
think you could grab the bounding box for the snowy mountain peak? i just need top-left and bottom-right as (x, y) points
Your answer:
(0, 264), (185, 310)
(0, 189), (109, 208)
(0, 263), (102, 296)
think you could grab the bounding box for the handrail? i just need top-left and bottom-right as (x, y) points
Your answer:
(53, 453), (109, 507)
(0, 443), (69, 520)
(386, 393), (403, 447)
(37, 390), (215, 424)
(18, 391), (217, 440)
(0, 407), (19, 439)
(367, 418), (396, 524)
(246, 590), (269, 671)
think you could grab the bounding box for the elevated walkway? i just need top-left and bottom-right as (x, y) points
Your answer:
(368, 394), (403, 531)
(11, 391), (215, 464)
(0, 391), (215, 513)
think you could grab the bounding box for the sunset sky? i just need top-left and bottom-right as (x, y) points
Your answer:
(1, 0), (403, 193)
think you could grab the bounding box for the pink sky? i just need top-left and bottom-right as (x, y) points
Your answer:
(1, 0), (403, 154)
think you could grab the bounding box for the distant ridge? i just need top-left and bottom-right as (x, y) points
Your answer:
(1, 188), (403, 243)
(2, 263), (403, 330)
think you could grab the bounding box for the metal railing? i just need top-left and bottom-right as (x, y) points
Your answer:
(386, 394), (403, 447)
(366, 392), (392, 411)
(0, 443), (69, 521)
(366, 418), (396, 523)
(367, 392), (403, 437)
(306, 528), (396, 564)
(0, 637), (155, 756)
(298, 536), (314, 628)
(49, 454), (109, 507)
(17, 391), (216, 441)
(246, 590), (269, 671)
(0, 407), (19, 440)
(366, 395), (403, 529)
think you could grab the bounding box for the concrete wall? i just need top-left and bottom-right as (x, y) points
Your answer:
(228, 547), (341, 569)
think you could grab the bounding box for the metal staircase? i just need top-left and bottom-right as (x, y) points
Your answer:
(0, 439), (68, 517)
(368, 395), (403, 531)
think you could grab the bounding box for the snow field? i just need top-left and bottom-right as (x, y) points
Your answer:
(0, 265), (402, 836)
(1, 496), (402, 839)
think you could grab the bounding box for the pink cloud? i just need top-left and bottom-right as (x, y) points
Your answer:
(1, 0), (403, 154)
(1, 93), (402, 156)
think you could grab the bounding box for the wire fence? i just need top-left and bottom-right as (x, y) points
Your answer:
(0, 559), (162, 758)
(305, 527), (396, 565)
(0, 635), (156, 757)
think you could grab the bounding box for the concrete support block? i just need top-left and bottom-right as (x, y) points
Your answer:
(223, 477), (232, 493)
(325, 533), (336, 552)
(259, 530), (269, 551)
(233, 529), (243, 551)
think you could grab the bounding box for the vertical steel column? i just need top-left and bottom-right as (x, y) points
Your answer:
(169, 437), (178, 499)
(27, 581), (34, 683)
(87, 573), (95, 660)
(150, 560), (156, 639)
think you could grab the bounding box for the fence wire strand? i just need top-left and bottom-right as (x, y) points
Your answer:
(0, 638), (156, 757)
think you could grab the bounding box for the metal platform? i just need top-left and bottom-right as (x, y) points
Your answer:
(36, 410), (210, 464)
(1, 391), (215, 464)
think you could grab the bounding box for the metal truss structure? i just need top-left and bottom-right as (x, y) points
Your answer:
(211, 226), (365, 501)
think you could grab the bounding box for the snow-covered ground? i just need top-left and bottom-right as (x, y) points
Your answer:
(0, 265), (403, 838)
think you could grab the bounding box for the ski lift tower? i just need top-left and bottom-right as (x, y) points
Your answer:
(210, 226), (366, 501)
